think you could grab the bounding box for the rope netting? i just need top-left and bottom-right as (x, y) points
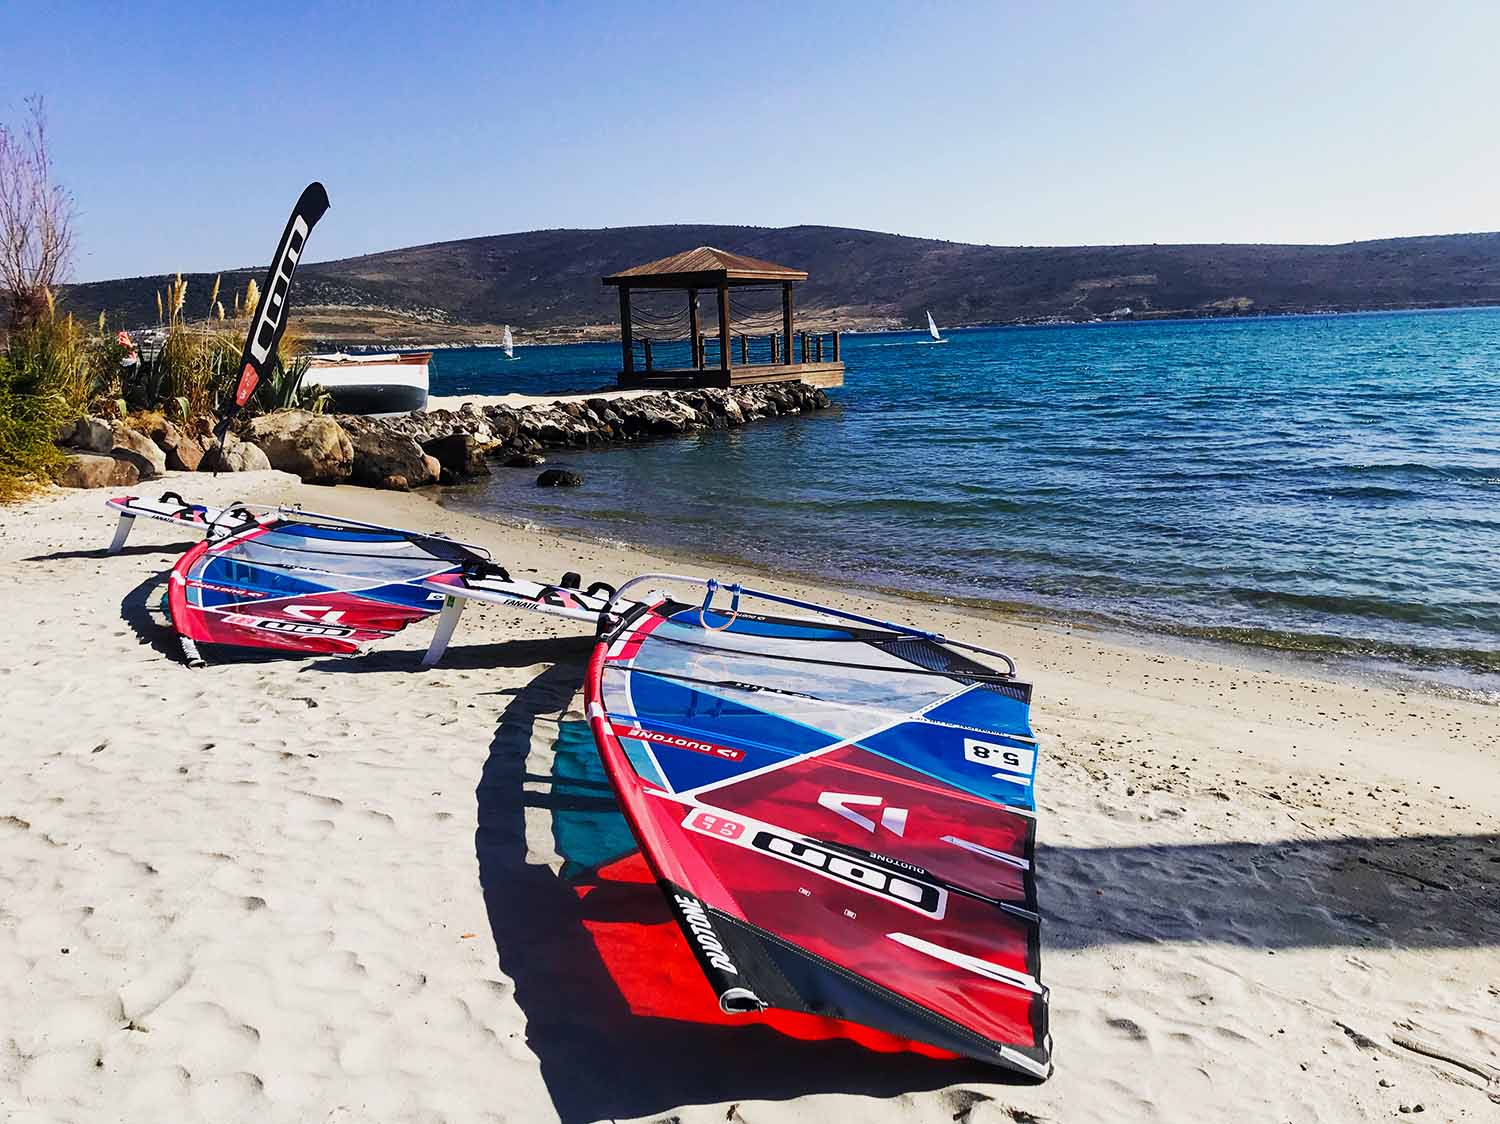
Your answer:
(629, 286), (792, 369)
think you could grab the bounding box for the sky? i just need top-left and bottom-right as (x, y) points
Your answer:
(4, 0), (1499, 281)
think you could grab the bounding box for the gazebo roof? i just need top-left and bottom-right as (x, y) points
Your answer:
(603, 246), (808, 288)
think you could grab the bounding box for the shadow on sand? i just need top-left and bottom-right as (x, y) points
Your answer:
(26, 541), (196, 562)
(304, 635), (598, 676)
(119, 570), (184, 660)
(1044, 829), (1500, 952)
(474, 654), (999, 1122)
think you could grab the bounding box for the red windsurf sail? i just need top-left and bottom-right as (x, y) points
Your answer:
(167, 512), (485, 664)
(585, 575), (1050, 1078)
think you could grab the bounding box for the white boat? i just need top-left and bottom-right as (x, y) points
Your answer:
(304, 351), (430, 415)
(926, 310), (948, 344)
(502, 324), (517, 360)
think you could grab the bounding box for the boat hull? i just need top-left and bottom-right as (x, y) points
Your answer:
(305, 352), (430, 416)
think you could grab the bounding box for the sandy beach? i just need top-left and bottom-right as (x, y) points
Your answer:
(1, 471), (1496, 1123)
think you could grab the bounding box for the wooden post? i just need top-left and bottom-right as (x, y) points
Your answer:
(832, 329), (841, 361)
(799, 332), (808, 363)
(688, 288), (701, 370)
(815, 335), (824, 362)
(739, 334), (749, 365)
(717, 284), (731, 376)
(619, 286), (634, 375)
(643, 338), (653, 371)
(781, 282), (794, 366)
(771, 334), (780, 363)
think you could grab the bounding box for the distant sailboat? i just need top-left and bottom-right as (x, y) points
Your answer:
(926, 310), (948, 344)
(502, 324), (517, 360)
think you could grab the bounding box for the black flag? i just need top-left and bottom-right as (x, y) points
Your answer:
(212, 182), (330, 455)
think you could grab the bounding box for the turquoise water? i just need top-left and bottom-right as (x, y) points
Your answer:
(434, 309), (1500, 690)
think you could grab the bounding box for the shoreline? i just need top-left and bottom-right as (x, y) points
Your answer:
(437, 481), (1500, 707)
(312, 301), (1500, 353)
(3, 473), (1497, 1122)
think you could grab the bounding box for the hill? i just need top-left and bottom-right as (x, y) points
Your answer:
(59, 224), (1500, 346)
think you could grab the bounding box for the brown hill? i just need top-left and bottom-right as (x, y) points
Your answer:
(60, 224), (1500, 345)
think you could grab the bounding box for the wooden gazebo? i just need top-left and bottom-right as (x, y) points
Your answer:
(603, 246), (844, 389)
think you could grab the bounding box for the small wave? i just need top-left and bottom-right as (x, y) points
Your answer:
(1340, 461), (1500, 482)
(1303, 485), (1421, 501)
(1162, 621), (1500, 680)
(1225, 586), (1500, 631)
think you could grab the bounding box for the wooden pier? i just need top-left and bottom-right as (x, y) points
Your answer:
(603, 246), (845, 389)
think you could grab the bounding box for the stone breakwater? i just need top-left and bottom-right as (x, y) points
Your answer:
(52, 382), (832, 492)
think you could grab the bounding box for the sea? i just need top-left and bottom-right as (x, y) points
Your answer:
(432, 308), (1500, 696)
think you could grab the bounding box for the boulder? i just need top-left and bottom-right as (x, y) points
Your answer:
(422, 454), (442, 484)
(167, 432), (205, 472)
(133, 411), (172, 450)
(150, 418), (182, 454)
(248, 410), (353, 484)
(54, 452), (140, 489)
(208, 434), (272, 473)
(61, 416), (115, 454)
(111, 424), (167, 479)
(140, 417), (208, 473)
(381, 474), (410, 491)
(504, 452), (545, 468)
(421, 433), (490, 481)
(536, 468), (583, 488)
(340, 417), (437, 487)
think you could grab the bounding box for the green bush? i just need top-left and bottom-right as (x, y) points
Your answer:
(0, 285), (324, 501)
(0, 314), (87, 501)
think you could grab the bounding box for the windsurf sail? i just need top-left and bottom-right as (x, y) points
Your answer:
(585, 575), (1050, 1077)
(212, 182), (331, 454)
(167, 510), (487, 665)
(926, 310), (945, 342)
(502, 324), (516, 360)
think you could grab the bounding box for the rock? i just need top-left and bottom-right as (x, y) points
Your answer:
(111, 424), (167, 479)
(248, 410), (353, 484)
(536, 468), (583, 487)
(421, 433), (490, 481)
(58, 416), (114, 452)
(338, 416), (437, 487)
(208, 434), (271, 473)
(167, 432), (205, 472)
(133, 411), (173, 451)
(380, 474), (410, 491)
(277, 384), (830, 494)
(54, 452), (139, 489)
(151, 419), (185, 455)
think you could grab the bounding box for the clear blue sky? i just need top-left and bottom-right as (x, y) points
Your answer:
(4, 0), (1497, 281)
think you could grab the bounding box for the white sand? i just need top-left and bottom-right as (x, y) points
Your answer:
(1, 474), (1496, 1123)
